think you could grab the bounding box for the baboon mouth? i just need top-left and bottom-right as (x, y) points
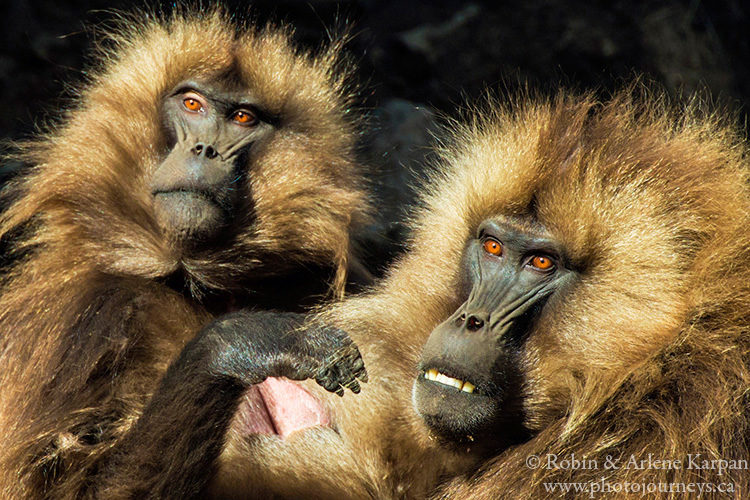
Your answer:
(413, 375), (498, 444)
(153, 188), (218, 205)
(413, 362), (504, 443)
(235, 377), (331, 439)
(422, 368), (478, 394)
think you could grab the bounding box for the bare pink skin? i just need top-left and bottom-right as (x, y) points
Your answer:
(236, 378), (330, 438)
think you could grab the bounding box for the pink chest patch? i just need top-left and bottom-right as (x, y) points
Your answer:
(236, 377), (330, 438)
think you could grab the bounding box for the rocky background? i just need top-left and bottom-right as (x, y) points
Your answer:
(1, 0), (748, 273)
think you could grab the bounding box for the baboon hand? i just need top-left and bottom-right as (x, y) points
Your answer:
(303, 323), (368, 397)
(190, 311), (367, 395)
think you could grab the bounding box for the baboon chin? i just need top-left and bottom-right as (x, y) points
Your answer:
(212, 88), (749, 499)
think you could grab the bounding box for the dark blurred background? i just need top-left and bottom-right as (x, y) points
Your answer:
(1, 0), (748, 271)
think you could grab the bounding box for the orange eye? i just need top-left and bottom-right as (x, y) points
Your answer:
(232, 109), (257, 126)
(482, 238), (503, 256)
(182, 95), (204, 113)
(530, 255), (554, 270)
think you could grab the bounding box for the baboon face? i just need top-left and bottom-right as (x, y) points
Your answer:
(410, 95), (711, 452)
(25, 14), (368, 281)
(414, 217), (576, 447)
(153, 80), (274, 244)
(129, 25), (361, 263)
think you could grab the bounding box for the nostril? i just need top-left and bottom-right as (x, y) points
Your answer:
(191, 143), (204, 156)
(205, 145), (217, 159)
(466, 315), (484, 331)
(455, 312), (467, 326)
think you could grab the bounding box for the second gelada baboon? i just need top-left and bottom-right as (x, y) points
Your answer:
(202, 88), (749, 498)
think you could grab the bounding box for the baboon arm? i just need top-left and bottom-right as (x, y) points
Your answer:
(94, 311), (366, 499)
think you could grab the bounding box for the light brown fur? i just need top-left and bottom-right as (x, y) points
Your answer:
(0, 8), (368, 499)
(214, 88), (750, 498)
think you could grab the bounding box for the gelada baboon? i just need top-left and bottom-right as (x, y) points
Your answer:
(0, 8), (370, 498)
(206, 89), (749, 498)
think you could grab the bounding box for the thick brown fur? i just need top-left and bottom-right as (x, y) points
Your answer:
(0, 8), (368, 499)
(213, 88), (750, 498)
(430, 90), (750, 499)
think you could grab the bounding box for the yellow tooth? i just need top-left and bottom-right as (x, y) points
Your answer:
(434, 372), (461, 389)
(461, 381), (475, 393)
(425, 370), (474, 392)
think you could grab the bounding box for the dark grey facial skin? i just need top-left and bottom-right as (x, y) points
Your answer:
(413, 218), (576, 452)
(151, 80), (274, 246)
